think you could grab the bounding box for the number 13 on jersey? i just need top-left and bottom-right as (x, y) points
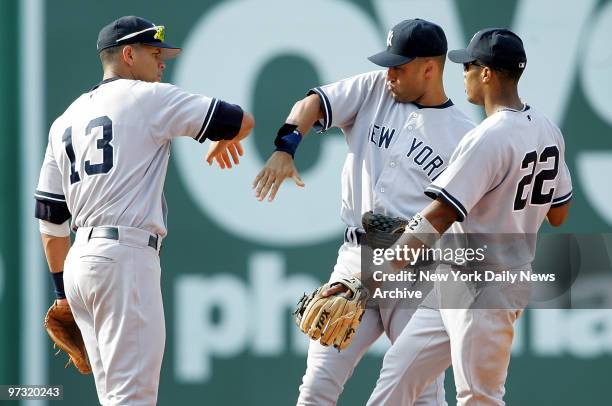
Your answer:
(62, 115), (114, 184)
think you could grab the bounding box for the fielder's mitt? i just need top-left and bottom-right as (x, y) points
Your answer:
(362, 210), (410, 249)
(44, 301), (92, 374)
(294, 277), (368, 350)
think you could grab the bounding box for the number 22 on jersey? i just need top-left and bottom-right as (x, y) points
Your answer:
(62, 115), (114, 184)
(513, 145), (559, 211)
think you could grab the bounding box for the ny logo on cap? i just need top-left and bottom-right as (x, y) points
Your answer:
(387, 30), (394, 47)
(518, 62), (526, 68)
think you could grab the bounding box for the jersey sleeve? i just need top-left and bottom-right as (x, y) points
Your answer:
(34, 137), (71, 224)
(145, 83), (244, 143)
(424, 129), (503, 221)
(307, 71), (379, 133)
(551, 134), (573, 207)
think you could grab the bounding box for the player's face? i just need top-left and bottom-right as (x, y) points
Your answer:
(385, 59), (428, 103)
(463, 62), (485, 105)
(130, 45), (166, 82)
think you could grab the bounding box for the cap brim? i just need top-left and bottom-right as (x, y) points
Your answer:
(142, 42), (181, 59)
(448, 49), (475, 64)
(368, 50), (415, 67)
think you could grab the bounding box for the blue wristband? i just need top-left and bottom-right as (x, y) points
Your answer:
(274, 124), (303, 159)
(51, 271), (66, 300)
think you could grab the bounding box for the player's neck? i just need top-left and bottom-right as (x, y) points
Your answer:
(483, 88), (523, 117)
(102, 72), (121, 81)
(414, 87), (448, 107)
(102, 67), (130, 81)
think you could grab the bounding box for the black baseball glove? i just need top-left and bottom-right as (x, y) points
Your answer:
(361, 210), (410, 249)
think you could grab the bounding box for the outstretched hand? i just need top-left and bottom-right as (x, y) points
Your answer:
(206, 140), (244, 169)
(252, 151), (304, 201)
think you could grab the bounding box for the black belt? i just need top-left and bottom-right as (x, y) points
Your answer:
(88, 227), (159, 250)
(344, 227), (366, 245)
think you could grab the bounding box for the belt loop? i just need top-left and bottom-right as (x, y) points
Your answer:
(87, 227), (93, 241)
(148, 234), (158, 250)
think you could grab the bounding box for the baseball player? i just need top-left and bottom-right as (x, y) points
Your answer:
(253, 19), (475, 405)
(366, 29), (572, 405)
(35, 16), (254, 405)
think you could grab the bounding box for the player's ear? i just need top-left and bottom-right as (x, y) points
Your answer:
(423, 59), (435, 79)
(481, 67), (492, 84)
(122, 45), (135, 66)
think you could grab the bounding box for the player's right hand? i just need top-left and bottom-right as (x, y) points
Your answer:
(322, 284), (351, 298)
(252, 151), (304, 201)
(206, 140), (244, 169)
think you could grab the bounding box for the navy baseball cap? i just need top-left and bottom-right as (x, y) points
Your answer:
(448, 28), (526, 71)
(97, 16), (181, 59)
(368, 19), (447, 67)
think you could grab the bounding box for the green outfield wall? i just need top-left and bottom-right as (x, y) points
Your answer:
(1, 0), (611, 404)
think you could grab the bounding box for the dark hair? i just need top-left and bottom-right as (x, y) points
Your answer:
(99, 43), (143, 66)
(495, 67), (523, 83)
(99, 45), (122, 66)
(476, 60), (523, 83)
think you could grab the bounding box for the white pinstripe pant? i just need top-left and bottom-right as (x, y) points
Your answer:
(296, 243), (447, 406)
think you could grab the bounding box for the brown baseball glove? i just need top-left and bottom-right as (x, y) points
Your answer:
(44, 301), (92, 374)
(294, 277), (368, 350)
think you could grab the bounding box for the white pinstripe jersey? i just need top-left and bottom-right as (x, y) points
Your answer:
(36, 78), (228, 237)
(310, 70), (475, 227)
(425, 105), (572, 266)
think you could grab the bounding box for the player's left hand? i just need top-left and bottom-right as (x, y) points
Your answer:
(44, 300), (92, 374)
(206, 140), (244, 169)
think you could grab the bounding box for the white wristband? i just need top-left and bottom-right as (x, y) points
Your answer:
(39, 219), (70, 237)
(403, 213), (440, 248)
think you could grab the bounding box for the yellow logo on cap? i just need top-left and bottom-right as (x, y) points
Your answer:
(154, 26), (165, 41)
